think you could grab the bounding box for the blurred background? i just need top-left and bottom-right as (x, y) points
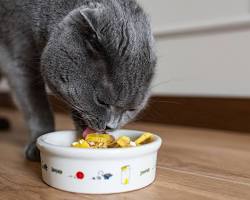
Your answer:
(1, 0), (250, 132)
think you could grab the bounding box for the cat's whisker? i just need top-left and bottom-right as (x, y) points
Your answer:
(51, 102), (70, 113)
(49, 94), (89, 122)
(149, 100), (181, 104)
(149, 80), (172, 90)
(53, 93), (87, 116)
(71, 112), (86, 120)
(147, 108), (161, 120)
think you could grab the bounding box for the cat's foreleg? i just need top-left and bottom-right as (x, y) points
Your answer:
(6, 64), (54, 161)
(0, 74), (11, 131)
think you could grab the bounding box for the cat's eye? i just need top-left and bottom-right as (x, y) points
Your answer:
(96, 98), (110, 108)
(86, 33), (102, 53)
(128, 109), (136, 112)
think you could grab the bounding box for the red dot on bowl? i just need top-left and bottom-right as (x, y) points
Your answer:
(76, 171), (84, 179)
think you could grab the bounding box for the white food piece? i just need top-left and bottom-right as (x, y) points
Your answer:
(89, 141), (95, 146)
(130, 141), (137, 147)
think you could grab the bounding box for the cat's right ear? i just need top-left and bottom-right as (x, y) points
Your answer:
(64, 5), (104, 38)
(79, 6), (103, 36)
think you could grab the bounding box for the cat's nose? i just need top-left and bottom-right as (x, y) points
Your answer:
(107, 114), (120, 130)
(105, 126), (113, 131)
(106, 121), (119, 130)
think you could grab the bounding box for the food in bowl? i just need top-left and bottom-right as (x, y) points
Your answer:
(71, 132), (153, 148)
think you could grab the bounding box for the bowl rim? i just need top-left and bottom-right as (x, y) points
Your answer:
(37, 129), (162, 159)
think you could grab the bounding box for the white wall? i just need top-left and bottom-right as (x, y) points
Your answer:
(1, 0), (250, 97)
(137, 0), (250, 97)
(137, 0), (249, 30)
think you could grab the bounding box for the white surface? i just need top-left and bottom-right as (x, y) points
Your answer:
(137, 0), (249, 30)
(153, 15), (250, 38)
(151, 29), (250, 97)
(37, 130), (162, 194)
(137, 0), (250, 97)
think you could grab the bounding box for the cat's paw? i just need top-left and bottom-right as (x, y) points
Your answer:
(25, 141), (40, 162)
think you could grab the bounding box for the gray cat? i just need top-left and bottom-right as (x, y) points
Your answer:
(0, 0), (156, 161)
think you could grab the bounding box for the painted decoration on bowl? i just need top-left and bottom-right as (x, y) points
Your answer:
(92, 170), (113, 180)
(121, 165), (130, 185)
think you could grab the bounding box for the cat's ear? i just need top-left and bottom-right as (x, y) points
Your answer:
(79, 4), (104, 35)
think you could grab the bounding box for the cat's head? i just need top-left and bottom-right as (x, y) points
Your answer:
(41, 0), (156, 132)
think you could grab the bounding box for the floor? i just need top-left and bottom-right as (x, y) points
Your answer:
(0, 109), (250, 200)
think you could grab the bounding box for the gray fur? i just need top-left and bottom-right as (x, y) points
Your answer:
(0, 0), (156, 161)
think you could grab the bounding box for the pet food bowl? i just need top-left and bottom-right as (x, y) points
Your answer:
(36, 129), (162, 194)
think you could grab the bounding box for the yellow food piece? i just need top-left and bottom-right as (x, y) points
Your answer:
(108, 141), (120, 148)
(72, 139), (90, 148)
(97, 142), (108, 148)
(71, 132), (154, 149)
(134, 132), (153, 145)
(85, 133), (114, 144)
(116, 136), (131, 147)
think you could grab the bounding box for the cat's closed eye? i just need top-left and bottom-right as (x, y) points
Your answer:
(85, 33), (102, 56)
(96, 97), (110, 108)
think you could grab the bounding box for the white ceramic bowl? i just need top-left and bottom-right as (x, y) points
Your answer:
(37, 129), (162, 194)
